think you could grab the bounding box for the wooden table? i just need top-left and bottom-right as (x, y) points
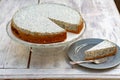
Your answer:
(0, 0), (120, 79)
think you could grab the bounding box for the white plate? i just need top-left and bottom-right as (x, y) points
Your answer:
(68, 38), (120, 69)
(6, 21), (86, 48)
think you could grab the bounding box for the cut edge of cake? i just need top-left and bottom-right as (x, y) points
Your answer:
(48, 18), (84, 34)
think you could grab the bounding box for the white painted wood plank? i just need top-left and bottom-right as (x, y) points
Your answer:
(30, 47), (71, 69)
(0, 22), (30, 69)
(0, 0), (38, 24)
(0, 0), (120, 79)
(0, 69), (120, 79)
(4, 41), (30, 68)
(0, 0), (38, 68)
(0, 22), (11, 68)
(40, 0), (82, 11)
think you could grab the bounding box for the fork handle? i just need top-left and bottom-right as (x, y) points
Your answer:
(70, 60), (93, 65)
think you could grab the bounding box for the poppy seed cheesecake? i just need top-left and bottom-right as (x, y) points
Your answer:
(11, 3), (83, 44)
(85, 40), (117, 60)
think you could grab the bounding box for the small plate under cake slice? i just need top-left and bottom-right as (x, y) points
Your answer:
(67, 38), (120, 69)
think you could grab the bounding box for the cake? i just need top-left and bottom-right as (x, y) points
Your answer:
(11, 3), (83, 44)
(85, 40), (117, 60)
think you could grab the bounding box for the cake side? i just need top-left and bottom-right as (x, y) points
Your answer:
(85, 40), (117, 60)
(11, 20), (67, 44)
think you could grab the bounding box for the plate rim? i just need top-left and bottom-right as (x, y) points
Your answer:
(67, 38), (120, 69)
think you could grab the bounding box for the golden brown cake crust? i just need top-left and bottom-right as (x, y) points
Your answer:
(11, 22), (67, 44)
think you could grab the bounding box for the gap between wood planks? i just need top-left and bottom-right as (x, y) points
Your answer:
(38, 0), (41, 4)
(27, 47), (32, 68)
(26, 0), (44, 69)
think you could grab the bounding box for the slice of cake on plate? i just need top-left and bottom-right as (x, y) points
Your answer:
(85, 40), (117, 60)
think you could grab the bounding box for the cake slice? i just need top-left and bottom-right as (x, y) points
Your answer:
(85, 40), (117, 60)
(34, 3), (83, 34)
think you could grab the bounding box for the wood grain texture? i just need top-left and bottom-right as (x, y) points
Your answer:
(30, 47), (71, 69)
(3, 41), (30, 69)
(0, 0), (37, 68)
(0, 69), (120, 79)
(0, 0), (120, 79)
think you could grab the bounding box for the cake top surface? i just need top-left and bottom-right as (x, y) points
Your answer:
(14, 3), (81, 25)
(86, 40), (116, 51)
(12, 3), (82, 33)
(13, 8), (66, 33)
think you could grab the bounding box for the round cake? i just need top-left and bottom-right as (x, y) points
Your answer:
(11, 3), (83, 44)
